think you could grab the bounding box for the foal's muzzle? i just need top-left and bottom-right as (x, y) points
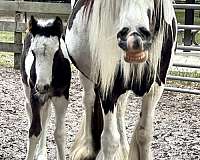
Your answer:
(35, 84), (50, 94)
(117, 27), (152, 63)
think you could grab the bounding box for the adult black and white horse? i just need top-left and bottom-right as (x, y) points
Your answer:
(65, 0), (177, 160)
(20, 16), (71, 160)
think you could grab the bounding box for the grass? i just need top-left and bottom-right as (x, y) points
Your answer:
(0, 31), (14, 67)
(167, 70), (200, 89)
(176, 10), (200, 45)
(0, 52), (14, 68)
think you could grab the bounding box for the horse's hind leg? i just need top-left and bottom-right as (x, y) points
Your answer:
(52, 96), (68, 160)
(71, 73), (102, 160)
(128, 83), (164, 160)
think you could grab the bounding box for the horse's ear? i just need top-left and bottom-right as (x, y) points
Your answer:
(28, 16), (38, 36)
(53, 16), (63, 38)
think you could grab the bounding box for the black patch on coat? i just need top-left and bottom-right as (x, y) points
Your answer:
(129, 62), (155, 96)
(100, 62), (154, 114)
(51, 48), (71, 99)
(157, 22), (176, 84)
(100, 66), (126, 114)
(151, 0), (164, 34)
(20, 32), (32, 86)
(172, 18), (177, 41)
(29, 88), (42, 138)
(91, 87), (103, 158)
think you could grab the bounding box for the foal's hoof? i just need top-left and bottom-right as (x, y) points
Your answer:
(36, 148), (47, 160)
(37, 154), (47, 160)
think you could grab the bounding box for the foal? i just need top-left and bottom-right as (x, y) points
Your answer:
(20, 16), (71, 160)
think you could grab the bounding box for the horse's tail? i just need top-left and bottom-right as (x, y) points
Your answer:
(91, 87), (104, 155)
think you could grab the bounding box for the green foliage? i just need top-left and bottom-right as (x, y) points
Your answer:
(0, 52), (14, 68)
(0, 31), (14, 67)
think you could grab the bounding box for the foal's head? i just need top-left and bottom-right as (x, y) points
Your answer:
(28, 16), (63, 94)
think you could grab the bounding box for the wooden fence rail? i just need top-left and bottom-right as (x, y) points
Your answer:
(0, 1), (71, 14)
(0, 1), (71, 69)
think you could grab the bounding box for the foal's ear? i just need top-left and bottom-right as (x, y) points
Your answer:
(52, 16), (63, 38)
(28, 16), (38, 36)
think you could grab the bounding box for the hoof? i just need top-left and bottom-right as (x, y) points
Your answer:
(71, 141), (96, 160)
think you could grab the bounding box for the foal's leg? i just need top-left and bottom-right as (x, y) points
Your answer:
(52, 96), (68, 160)
(128, 83), (164, 160)
(23, 85), (50, 160)
(71, 73), (97, 160)
(35, 100), (51, 160)
(23, 85), (35, 160)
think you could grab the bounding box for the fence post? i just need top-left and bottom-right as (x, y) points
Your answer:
(14, 0), (23, 69)
(184, 0), (195, 49)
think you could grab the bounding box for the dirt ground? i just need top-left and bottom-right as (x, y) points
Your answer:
(0, 66), (200, 160)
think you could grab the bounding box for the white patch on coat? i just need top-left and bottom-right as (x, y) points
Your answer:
(37, 19), (55, 27)
(25, 51), (34, 84)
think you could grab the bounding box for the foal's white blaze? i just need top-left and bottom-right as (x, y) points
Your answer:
(30, 35), (59, 90)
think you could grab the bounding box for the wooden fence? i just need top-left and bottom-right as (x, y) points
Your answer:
(0, 1), (71, 69)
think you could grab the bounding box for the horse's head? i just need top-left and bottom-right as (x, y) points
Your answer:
(117, 0), (161, 64)
(28, 16), (63, 94)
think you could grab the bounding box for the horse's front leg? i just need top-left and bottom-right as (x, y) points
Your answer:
(128, 83), (164, 160)
(96, 107), (120, 160)
(71, 73), (98, 160)
(116, 92), (130, 159)
(52, 95), (68, 160)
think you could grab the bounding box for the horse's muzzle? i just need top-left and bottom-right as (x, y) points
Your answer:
(117, 27), (151, 63)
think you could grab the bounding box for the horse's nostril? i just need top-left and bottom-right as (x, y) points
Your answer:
(117, 27), (130, 40)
